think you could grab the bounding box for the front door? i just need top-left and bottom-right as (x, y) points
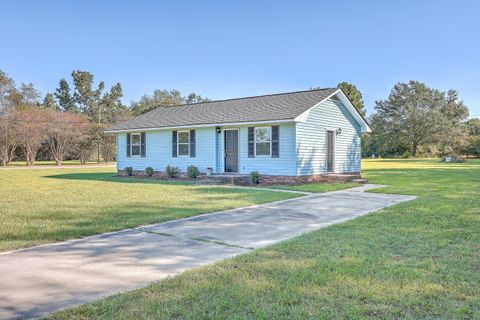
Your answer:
(224, 130), (239, 172)
(326, 130), (335, 173)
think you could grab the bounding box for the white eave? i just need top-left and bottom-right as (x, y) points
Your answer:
(104, 119), (296, 133)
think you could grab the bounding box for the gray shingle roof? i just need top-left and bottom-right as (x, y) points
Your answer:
(108, 88), (339, 132)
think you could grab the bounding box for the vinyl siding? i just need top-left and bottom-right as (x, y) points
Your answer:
(116, 123), (296, 175)
(217, 123), (296, 175)
(296, 98), (361, 175)
(117, 127), (217, 172)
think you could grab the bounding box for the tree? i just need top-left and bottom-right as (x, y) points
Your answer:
(370, 81), (470, 157)
(74, 123), (97, 164)
(435, 89), (469, 155)
(43, 93), (58, 109)
(100, 83), (128, 123)
(0, 70), (21, 165)
(185, 92), (210, 104)
(130, 89), (209, 116)
(16, 106), (48, 165)
(464, 118), (480, 157)
(466, 118), (480, 135)
(45, 110), (84, 165)
(55, 79), (76, 112)
(71, 70), (113, 162)
(99, 125), (116, 163)
(71, 70), (104, 119)
(372, 81), (447, 157)
(0, 70), (17, 113)
(0, 108), (19, 166)
(19, 83), (41, 105)
(337, 82), (366, 116)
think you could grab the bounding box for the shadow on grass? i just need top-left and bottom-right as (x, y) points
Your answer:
(45, 172), (195, 186)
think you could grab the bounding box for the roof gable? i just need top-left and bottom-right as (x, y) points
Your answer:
(294, 89), (372, 133)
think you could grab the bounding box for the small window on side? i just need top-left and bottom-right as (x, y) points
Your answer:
(177, 131), (190, 156)
(131, 133), (141, 156)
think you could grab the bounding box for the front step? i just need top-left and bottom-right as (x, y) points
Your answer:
(196, 175), (251, 186)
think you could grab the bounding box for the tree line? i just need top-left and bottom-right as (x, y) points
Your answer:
(362, 81), (479, 158)
(1, 69), (478, 166)
(0, 69), (209, 166)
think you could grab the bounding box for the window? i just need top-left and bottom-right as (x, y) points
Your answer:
(255, 127), (271, 156)
(131, 133), (141, 156)
(177, 131), (190, 156)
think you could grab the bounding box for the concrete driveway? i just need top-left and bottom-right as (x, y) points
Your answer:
(0, 184), (415, 319)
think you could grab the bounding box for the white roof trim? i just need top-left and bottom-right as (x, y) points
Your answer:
(294, 88), (372, 133)
(105, 119), (295, 133)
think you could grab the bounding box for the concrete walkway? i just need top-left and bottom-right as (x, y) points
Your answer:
(0, 185), (415, 319)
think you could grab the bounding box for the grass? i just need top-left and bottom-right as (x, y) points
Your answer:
(0, 167), (299, 252)
(5, 160), (113, 167)
(48, 159), (480, 319)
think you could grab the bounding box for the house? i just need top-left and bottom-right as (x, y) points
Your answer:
(106, 88), (371, 183)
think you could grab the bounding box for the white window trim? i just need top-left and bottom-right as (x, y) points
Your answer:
(254, 126), (272, 157)
(130, 132), (141, 157)
(177, 130), (190, 157)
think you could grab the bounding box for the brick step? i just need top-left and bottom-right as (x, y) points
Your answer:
(196, 175), (251, 186)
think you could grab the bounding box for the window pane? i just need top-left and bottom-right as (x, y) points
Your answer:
(131, 134), (141, 144)
(256, 142), (270, 156)
(178, 132), (189, 144)
(255, 128), (271, 142)
(131, 145), (141, 156)
(178, 144), (189, 156)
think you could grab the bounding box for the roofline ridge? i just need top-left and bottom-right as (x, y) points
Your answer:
(149, 87), (339, 110)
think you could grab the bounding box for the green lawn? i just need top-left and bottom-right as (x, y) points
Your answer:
(0, 167), (299, 252)
(48, 159), (480, 319)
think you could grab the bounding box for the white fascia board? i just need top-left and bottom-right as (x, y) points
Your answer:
(105, 119), (295, 133)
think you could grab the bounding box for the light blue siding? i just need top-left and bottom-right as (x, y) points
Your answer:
(117, 127), (217, 172)
(116, 99), (361, 176)
(117, 123), (296, 175)
(217, 123), (296, 175)
(296, 98), (361, 175)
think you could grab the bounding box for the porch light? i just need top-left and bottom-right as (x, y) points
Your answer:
(336, 128), (342, 136)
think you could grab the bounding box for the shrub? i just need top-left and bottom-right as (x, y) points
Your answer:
(187, 165), (200, 179)
(125, 166), (133, 176)
(442, 154), (465, 163)
(145, 166), (154, 177)
(250, 171), (260, 185)
(401, 151), (411, 159)
(165, 165), (180, 178)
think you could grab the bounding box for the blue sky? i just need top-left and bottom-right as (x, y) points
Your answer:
(1, 0), (479, 116)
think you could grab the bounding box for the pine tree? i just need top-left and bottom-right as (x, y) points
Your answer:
(337, 82), (366, 116)
(54, 79), (76, 112)
(42, 93), (58, 109)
